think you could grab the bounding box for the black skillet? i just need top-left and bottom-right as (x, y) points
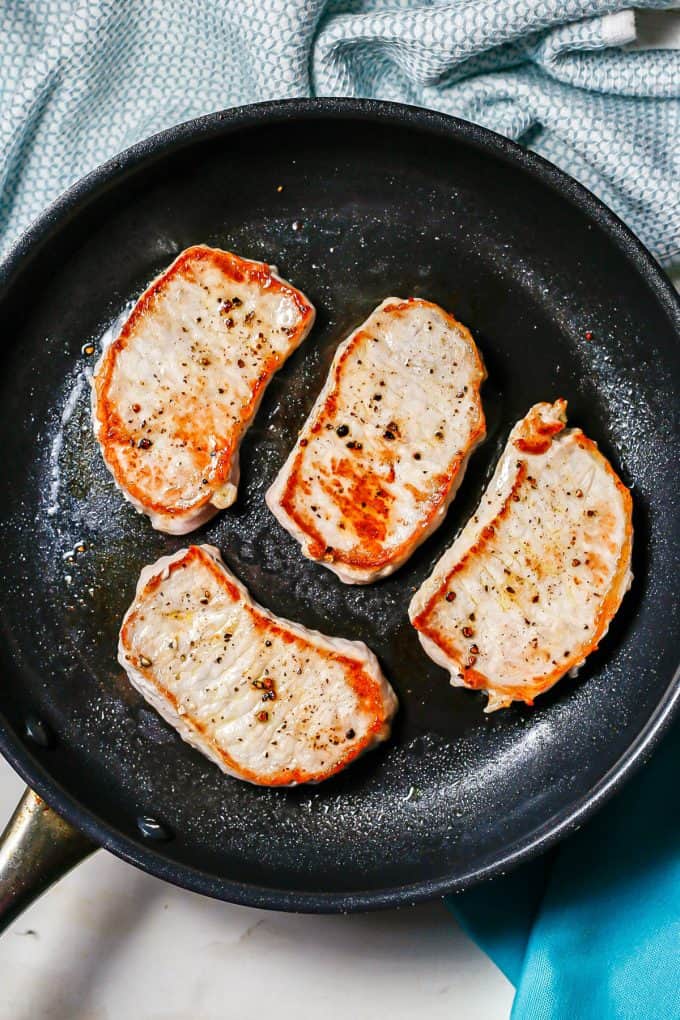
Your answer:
(0, 99), (678, 920)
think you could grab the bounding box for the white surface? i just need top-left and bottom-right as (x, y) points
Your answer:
(0, 758), (513, 1020)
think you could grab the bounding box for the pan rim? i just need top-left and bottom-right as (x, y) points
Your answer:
(0, 97), (678, 913)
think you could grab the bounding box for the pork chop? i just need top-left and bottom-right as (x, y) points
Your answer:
(266, 298), (486, 583)
(409, 400), (633, 711)
(92, 246), (315, 534)
(119, 545), (398, 786)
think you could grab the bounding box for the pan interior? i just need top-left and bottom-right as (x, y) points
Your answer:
(0, 109), (678, 903)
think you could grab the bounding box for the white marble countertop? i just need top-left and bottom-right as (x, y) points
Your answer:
(0, 758), (512, 1020)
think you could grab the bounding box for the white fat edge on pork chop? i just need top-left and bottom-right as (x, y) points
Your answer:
(91, 246), (315, 535)
(409, 400), (633, 711)
(266, 297), (486, 584)
(119, 545), (398, 786)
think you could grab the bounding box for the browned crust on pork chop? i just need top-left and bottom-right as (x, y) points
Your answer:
(267, 298), (486, 582)
(93, 246), (314, 532)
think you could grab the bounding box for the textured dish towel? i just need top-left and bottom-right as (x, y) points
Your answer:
(1, 3), (679, 1018)
(1, 0), (679, 264)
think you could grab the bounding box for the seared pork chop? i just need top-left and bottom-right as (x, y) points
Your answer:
(409, 401), (633, 711)
(266, 298), (486, 583)
(119, 545), (397, 785)
(92, 246), (315, 534)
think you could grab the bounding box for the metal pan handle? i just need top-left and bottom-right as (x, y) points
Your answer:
(0, 788), (96, 934)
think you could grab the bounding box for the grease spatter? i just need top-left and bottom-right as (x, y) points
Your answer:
(47, 370), (89, 516)
(62, 540), (87, 563)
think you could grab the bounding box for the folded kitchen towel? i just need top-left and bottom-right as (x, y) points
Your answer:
(0, 3), (678, 1018)
(0, 1), (679, 265)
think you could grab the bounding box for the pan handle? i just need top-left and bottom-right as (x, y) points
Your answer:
(0, 787), (96, 934)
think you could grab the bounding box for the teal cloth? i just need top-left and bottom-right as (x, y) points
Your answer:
(452, 726), (680, 1018)
(0, 1), (679, 263)
(1, 3), (679, 1017)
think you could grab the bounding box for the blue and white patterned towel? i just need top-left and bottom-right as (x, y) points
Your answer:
(0, 1), (678, 264)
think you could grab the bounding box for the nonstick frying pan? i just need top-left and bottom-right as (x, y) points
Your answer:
(0, 99), (678, 921)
